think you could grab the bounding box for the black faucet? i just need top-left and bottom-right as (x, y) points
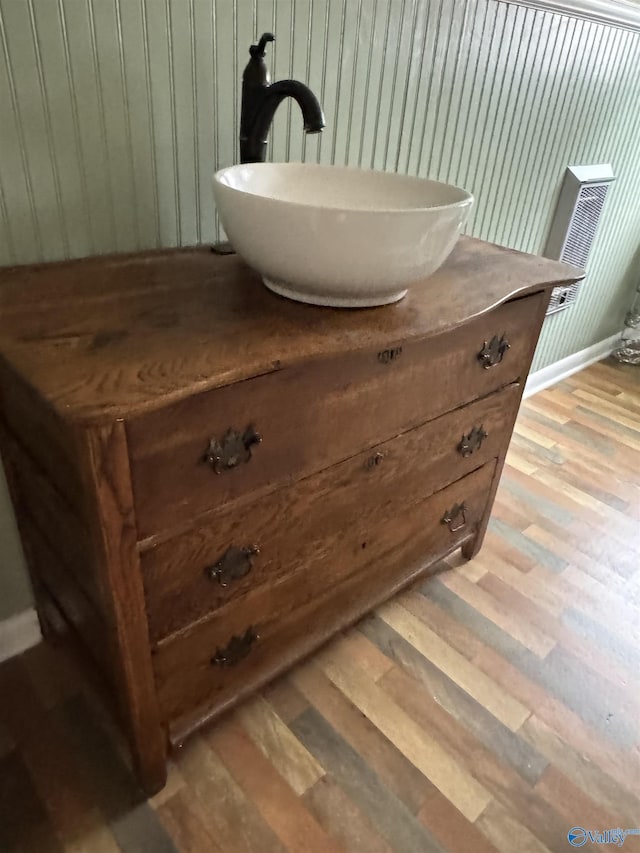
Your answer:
(239, 33), (325, 164)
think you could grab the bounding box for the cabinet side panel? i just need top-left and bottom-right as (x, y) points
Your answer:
(0, 360), (85, 509)
(0, 424), (105, 612)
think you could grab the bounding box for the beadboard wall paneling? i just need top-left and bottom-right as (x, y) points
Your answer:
(1, 0), (639, 621)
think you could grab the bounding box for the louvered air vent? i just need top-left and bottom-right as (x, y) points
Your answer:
(543, 164), (615, 315)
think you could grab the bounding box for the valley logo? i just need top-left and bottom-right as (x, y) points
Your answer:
(568, 827), (640, 847)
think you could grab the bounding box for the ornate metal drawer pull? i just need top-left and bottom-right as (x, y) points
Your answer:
(441, 502), (468, 533)
(378, 346), (402, 364)
(206, 545), (259, 587)
(458, 425), (488, 457)
(478, 334), (510, 368)
(211, 627), (258, 667)
(203, 425), (262, 473)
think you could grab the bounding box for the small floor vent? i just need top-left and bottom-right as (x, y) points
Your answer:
(544, 164), (615, 315)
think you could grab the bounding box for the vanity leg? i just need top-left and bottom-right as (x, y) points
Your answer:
(461, 529), (485, 560)
(461, 452), (506, 561)
(462, 289), (550, 561)
(130, 735), (168, 797)
(78, 421), (168, 798)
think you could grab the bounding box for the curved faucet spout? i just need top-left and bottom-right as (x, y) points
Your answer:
(239, 34), (325, 164)
(241, 80), (325, 164)
(260, 80), (325, 135)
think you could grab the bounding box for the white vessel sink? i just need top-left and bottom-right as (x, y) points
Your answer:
(213, 163), (473, 308)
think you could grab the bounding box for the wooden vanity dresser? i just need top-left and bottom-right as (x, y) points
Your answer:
(0, 238), (582, 793)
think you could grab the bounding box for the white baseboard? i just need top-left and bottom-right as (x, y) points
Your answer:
(0, 608), (42, 663)
(524, 332), (620, 399)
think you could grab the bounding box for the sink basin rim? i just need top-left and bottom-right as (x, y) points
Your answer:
(213, 162), (474, 216)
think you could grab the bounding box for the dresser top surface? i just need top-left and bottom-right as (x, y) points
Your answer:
(0, 237), (581, 422)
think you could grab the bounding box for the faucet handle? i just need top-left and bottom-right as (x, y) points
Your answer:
(250, 33), (275, 58)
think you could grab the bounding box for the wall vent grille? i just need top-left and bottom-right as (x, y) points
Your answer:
(544, 165), (615, 315)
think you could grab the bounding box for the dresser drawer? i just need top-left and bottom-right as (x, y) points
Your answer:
(128, 293), (543, 538)
(152, 461), (496, 727)
(142, 384), (519, 643)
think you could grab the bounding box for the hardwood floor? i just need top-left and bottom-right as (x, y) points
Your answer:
(1, 359), (639, 853)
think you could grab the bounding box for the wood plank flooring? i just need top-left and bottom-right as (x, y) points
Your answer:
(1, 359), (639, 853)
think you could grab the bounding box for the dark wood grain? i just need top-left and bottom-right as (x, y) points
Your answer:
(18, 518), (114, 683)
(154, 462), (494, 731)
(75, 422), (167, 794)
(0, 239), (581, 422)
(0, 423), (102, 610)
(129, 295), (539, 537)
(462, 287), (549, 559)
(0, 362), (637, 852)
(0, 239), (575, 796)
(0, 362), (86, 508)
(142, 385), (519, 642)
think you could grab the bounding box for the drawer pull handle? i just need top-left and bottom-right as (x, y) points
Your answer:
(211, 627), (258, 667)
(478, 334), (510, 369)
(206, 545), (259, 587)
(441, 502), (468, 533)
(378, 346), (403, 364)
(203, 425), (262, 473)
(365, 452), (385, 470)
(458, 425), (488, 457)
